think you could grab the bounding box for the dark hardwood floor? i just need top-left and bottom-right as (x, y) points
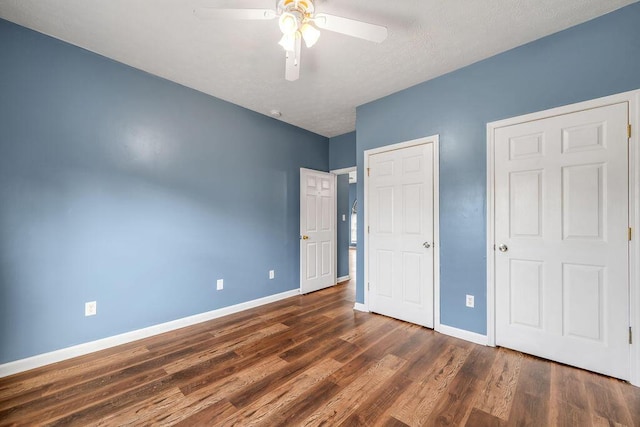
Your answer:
(1, 249), (639, 426)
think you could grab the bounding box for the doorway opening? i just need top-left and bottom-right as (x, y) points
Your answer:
(332, 167), (357, 301)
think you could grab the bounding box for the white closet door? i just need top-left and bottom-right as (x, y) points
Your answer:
(494, 102), (629, 379)
(369, 143), (434, 328)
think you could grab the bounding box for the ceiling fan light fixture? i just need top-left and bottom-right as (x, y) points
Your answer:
(300, 23), (320, 48)
(278, 32), (297, 51)
(194, 0), (388, 81)
(278, 12), (298, 35)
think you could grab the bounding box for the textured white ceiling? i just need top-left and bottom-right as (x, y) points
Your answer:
(0, 0), (636, 137)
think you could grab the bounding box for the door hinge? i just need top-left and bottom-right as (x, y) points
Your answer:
(630, 327), (633, 344)
(367, 168), (370, 177)
(630, 227), (633, 241)
(367, 282), (370, 291)
(368, 226), (370, 234)
(629, 124), (632, 139)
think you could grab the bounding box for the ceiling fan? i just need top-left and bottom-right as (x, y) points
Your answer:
(194, 0), (388, 81)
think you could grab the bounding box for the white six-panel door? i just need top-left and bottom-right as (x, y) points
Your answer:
(300, 168), (336, 294)
(494, 102), (630, 379)
(368, 142), (434, 328)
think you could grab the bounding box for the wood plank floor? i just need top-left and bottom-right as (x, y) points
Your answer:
(1, 253), (639, 426)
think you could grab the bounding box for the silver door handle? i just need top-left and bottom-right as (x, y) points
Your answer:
(498, 244), (508, 252)
(423, 242), (431, 249)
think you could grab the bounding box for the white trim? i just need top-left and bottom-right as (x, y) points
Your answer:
(330, 166), (356, 175)
(488, 91), (638, 128)
(356, 150), (370, 312)
(353, 303), (369, 312)
(432, 137), (441, 332)
(486, 88), (640, 386)
(363, 152), (371, 311)
(631, 91), (640, 387)
(336, 275), (350, 283)
(437, 324), (488, 346)
(363, 135), (441, 328)
(486, 121), (496, 347)
(333, 172), (338, 290)
(0, 289), (300, 378)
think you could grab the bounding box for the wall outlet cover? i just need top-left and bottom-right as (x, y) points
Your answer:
(465, 294), (474, 308)
(85, 301), (97, 316)
(269, 270), (275, 279)
(216, 279), (223, 290)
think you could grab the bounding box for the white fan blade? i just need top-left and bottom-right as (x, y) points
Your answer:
(314, 13), (387, 43)
(194, 8), (277, 20)
(285, 36), (302, 81)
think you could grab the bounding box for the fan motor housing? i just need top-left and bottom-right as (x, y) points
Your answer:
(278, 0), (314, 17)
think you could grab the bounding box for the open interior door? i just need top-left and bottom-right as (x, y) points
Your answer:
(300, 168), (336, 294)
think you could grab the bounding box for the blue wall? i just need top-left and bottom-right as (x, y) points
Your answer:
(329, 131), (356, 171)
(356, 3), (640, 334)
(0, 19), (328, 364)
(336, 175), (350, 278)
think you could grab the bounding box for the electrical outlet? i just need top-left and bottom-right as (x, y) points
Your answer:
(466, 295), (474, 308)
(342, 214), (346, 221)
(85, 301), (97, 316)
(216, 279), (223, 290)
(269, 270), (275, 279)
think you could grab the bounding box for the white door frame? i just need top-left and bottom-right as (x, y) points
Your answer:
(363, 135), (441, 328)
(486, 89), (640, 386)
(330, 166), (356, 175)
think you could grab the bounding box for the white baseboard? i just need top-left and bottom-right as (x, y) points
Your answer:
(436, 323), (488, 346)
(336, 275), (350, 284)
(0, 289), (300, 378)
(353, 303), (369, 312)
